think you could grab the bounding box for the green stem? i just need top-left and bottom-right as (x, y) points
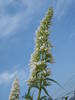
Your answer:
(37, 88), (41, 100)
(37, 79), (42, 100)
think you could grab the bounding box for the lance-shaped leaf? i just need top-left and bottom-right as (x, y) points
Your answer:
(40, 95), (47, 100)
(42, 86), (52, 99)
(45, 78), (65, 90)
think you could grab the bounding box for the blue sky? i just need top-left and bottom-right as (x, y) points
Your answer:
(0, 0), (75, 99)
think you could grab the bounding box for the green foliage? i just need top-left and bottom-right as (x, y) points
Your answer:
(25, 8), (55, 100)
(28, 8), (53, 100)
(24, 7), (63, 100)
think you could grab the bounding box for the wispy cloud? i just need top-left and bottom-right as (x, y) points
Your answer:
(0, 0), (46, 39)
(0, 71), (17, 85)
(0, 69), (29, 86)
(0, 0), (74, 39)
(0, 0), (26, 39)
(54, 0), (74, 20)
(0, 14), (22, 39)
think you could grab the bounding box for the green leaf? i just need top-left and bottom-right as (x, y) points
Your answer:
(24, 93), (33, 100)
(45, 78), (65, 90)
(29, 84), (39, 90)
(40, 95), (47, 100)
(42, 87), (52, 99)
(27, 87), (31, 95)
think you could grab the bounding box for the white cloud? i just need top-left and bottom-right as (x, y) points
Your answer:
(54, 0), (74, 20)
(0, 14), (22, 39)
(0, 0), (44, 39)
(0, 69), (29, 86)
(1, 0), (74, 39)
(0, 0), (74, 39)
(0, 0), (26, 39)
(0, 71), (17, 85)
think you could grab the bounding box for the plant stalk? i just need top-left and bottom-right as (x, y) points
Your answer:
(37, 88), (41, 100)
